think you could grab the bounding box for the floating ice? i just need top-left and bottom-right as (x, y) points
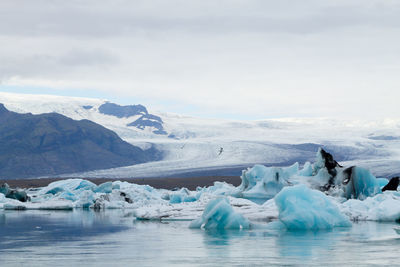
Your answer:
(74, 190), (96, 209)
(274, 184), (351, 230)
(377, 178), (389, 188)
(233, 163), (298, 199)
(298, 161), (313, 176)
(340, 167), (381, 200)
(94, 182), (113, 194)
(340, 191), (400, 221)
(3, 200), (73, 210)
(189, 197), (250, 229)
(0, 146), (397, 228)
(394, 227), (400, 234)
(0, 183), (29, 202)
(39, 179), (97, 195)
(168, 188), (197, 204)
(196, 181), (236, 197)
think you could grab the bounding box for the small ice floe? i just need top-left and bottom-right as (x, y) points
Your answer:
(394, 227), (400, 234)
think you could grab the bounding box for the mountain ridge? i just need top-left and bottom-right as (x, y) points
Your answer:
(0, 104), (161, 179)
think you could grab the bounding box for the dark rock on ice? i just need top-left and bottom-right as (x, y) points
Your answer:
(0, 183), (29, 202)
(382, 177), (399, 192)
(98, 102), (147, 118)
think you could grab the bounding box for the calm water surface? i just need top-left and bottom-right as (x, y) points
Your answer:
(0, 210), (399, 266)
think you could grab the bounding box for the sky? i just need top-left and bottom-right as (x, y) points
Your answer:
(1, 0), (400, 120)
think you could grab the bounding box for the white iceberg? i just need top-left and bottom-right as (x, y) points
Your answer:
(340, 191), (400, 221)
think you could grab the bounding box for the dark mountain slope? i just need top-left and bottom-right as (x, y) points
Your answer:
(98, 102), (167, 135)
(0, 104), (161, 179)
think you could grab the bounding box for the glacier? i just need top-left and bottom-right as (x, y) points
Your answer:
(2, 91), (400, 180)
(0, 148), (399, 231)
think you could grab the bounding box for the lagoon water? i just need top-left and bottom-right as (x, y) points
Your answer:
(0, 210), (399, 266)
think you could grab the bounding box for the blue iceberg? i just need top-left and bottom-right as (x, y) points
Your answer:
(168, 188), (197, 204)
(377, 178), (389, 188)
(189, 197), (250, 229)
(41, 179), (97, 195)
(94, 182), (113, 194)
(234, 163), (298, 199)
(274, 184), (351, 230)
(340, 167), (381, 200)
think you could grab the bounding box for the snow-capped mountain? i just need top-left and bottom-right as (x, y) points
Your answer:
(1, 91), (400, 178)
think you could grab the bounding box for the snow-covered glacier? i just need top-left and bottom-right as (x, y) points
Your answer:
(1, 92), (400, 179)
(1, 148), (399, 231)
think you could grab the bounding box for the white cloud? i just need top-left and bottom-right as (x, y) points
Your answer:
(1, 0), (400, 119)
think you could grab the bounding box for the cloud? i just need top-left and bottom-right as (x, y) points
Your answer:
(1, 0), (400, 119)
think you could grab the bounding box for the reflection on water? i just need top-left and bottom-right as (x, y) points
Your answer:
(0, 210), (129, 250)
(0, 210), (399, 266)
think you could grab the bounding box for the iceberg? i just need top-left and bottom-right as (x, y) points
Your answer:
(339, 167), (381, 200)
(39, 179), (97, 195)
(340, 191), (400, 221)
(274, 184), (351, 230)
(94, 182), (113, 194)
(233, 163), (298, 199)
(189, 197), (250, 229)
(168, 188), (197, 204)
(196, 181), (236, 197)
(298, 161), (313, 176)
(0, 146), (396, 228)
(0, 183), (29, 202)
(377, 178), (389, 188)
(3, 200), (74, 210)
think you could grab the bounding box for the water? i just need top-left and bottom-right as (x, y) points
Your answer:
(0, 210), (399, 266)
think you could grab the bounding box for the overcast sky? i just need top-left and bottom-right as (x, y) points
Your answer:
(1, 0), (400, 120)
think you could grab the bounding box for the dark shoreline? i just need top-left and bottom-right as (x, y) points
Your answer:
(0, 176), (241, 191)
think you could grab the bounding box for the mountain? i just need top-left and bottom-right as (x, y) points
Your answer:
(99, 102), (167, 135)
(0, 92), (399, 179)
(0, 104), (161, 179)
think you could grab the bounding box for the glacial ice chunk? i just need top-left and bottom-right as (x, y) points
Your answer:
(74, 190), (96, 209)
(274, 184), (351, 230)
(94, 182), (113, 194)
(59, 190), (78, 201)
(0, 193), (6, 202)
(189, 197), (250, 229)
(340, 191), (400, 221)
(40, 179), (97, 195)
(377, 178), (389, 188)
(3, 200), (74, 210)
(169, 188), (197, 204)
(341, 167), (381, 200)
(0, 183), (29, 202)
(234, 163), (298, 199)
(298, 161), (313, 176)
